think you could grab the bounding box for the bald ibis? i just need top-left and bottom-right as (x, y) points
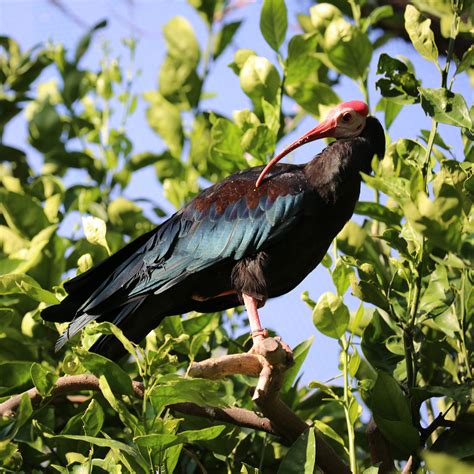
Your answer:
(42, 101), (385, 360)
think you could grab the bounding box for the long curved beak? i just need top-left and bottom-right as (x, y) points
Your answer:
(255, 117), (337, 188)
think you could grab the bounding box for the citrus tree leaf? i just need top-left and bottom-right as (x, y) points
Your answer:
(404, 5), (438, 64)
(419, 88), (472, 128)
(260, 0), (288, 53)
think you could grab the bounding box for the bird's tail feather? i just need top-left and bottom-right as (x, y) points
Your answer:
(90, 296), (167, 361)
(55, 297), (146, 354)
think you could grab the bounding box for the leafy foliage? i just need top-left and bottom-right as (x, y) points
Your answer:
(0, 1), (473, 472)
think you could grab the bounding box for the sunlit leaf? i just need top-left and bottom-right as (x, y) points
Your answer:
(324, 18), (372, 80)
(43, 432), (137, 456)
(260, 0), (288, 53)
(74, 19), (107, 64)
(0, 273), (59, 304)
(419, 88), (472, 128)
(277, 427), (315, 473)
(30, 363), (58, 397)
(134, 425), (226, 449)
(312, 292), (350, 339)
(214, 21), (241, 59)
(404, 5), (438, 64)
(82, 399), (104, 437)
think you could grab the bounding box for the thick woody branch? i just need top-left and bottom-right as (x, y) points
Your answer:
(188, 337), (351, 474)
(0, 338), (350, 474)
(0, 375), (278, 437)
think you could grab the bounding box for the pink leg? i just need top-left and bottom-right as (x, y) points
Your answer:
(242, 293), (268, 345)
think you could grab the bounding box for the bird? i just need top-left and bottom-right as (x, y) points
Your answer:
(42, 100), (385, 361)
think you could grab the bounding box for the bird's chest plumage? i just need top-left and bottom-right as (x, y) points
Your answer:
(262, 172), (361, 297)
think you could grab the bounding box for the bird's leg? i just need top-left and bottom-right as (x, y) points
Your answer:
(242, 293), (293, 362)
(242, 293), (268, 345)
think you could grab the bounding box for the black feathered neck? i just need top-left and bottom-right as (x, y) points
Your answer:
(303, 116), (385, 198)
(360, 116), (386, 162)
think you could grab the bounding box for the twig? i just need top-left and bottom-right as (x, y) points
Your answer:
(401, 456), (413, 474)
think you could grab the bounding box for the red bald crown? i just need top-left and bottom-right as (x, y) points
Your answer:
(340, 100), (369, 116)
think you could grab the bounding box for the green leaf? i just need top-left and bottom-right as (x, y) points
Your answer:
(30, 363), (58, 397)
(413, 383), (473, 405)
(0, 273), (59, 304)
(97, 375), (139, 433)
(423, 451), (474, 474)
(373, 418), (420, 456)
(28, 101), (63, 153)
(280, 336), (314, 392)
(158, 18), (202, 109)
(82, 399), (104, 437)
(0, 361), (32, 395)
(404, 5), (438, 63)
(286, 34), (320, 86)
(209, 117), (246, 173)
(76, 349), (134, 396)
(309, 4), (342, 32)
(8, 392), (33, 438)
(355, 201), (402, 227)
(287, 81), (340, 116)
(0, 188), (50, 239)
(260, 0), (288, 53)
(182, 312), (219, 336)
(135, 425), (226, 449)
(313, 420), (345, 447)
(371, 371), (411, 423)
(43, 432), (136, 456)
(361, 310), (402, 373)
(0, 307), (15, 330)
(312, 292), (350, 339)
(0, 144), (31, 180)
(369, 371), (420, 455)
(404, 192), (462, 252)
(82, 216), (110, 253)
(214, 21), (241, 59)
(419, 265), (456, 321)
(364, 6), (393, 29)
(144, 92), (183, 158)
(456, 44), (474, 75)
(241, 123), (274, 163)
(377, 97), (403, 129)
(419, 88), (472, 129)
(324, 18), (372, 80)
(376, 54), (420, 104)
(240, 55), (280, 107)
(332, 258), (354, 296)
(348, 348), (361, 377)
(228, 49), (256, 75)
(149, 377), (232, 414)
(277, 427), (315, 473)
(74, 19), (107, 64)
(187, 0), (218, 25)
(163, 16), (200, 68)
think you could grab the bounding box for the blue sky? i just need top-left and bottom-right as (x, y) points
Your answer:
(1, 0), (470, 384)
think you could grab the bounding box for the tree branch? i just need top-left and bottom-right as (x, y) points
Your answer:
(366, 417), (395, 474)
(0, 338), (350, 474)
(0, 374), (279, 436)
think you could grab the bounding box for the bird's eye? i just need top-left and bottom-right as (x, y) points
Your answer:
(342, 112), (352, 122)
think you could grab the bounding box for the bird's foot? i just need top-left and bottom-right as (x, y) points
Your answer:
(249, 332), (294, 366)
(250, 328), (268, 343)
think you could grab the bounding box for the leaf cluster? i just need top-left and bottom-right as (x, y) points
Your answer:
(0, 1), (473, 473)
